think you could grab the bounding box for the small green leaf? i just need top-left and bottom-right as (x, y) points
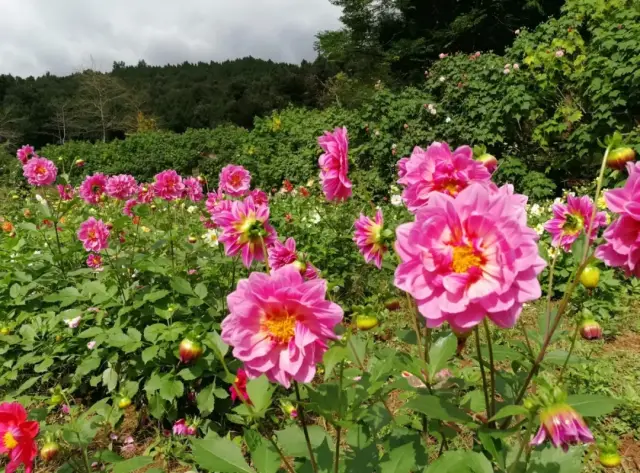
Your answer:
(197, 383), (216, 416)
(405, 395), (473, 424)
(246, 375), (273, 416)
(566, 394), (619, 417)
(424, 451), (493, 473)
(112, 456), (154, 473)
(192, 436), (255, 473)
(194, 283), (208, 300)
(102, 367), (118, 392)
(141, 346), (159, 364)
(489, 405), (529, 422)
(323, 345), (348, 380)
(244, 430), (280, 473)
(428, 334), (457, 379)
(171, 277), (194, 295)
(159, 375), (184, 401)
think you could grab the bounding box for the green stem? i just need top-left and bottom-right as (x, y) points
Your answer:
(559, 323), (580, 382)
(260, 236), (271, 274)
(544, 252), (559, 335)
(405, 292), (423, 354)
(82, 446), (92, 473)
(474, 326), (491, 422)
(483, 319), (497, 423)
(519, 320), (534, 359)
(348, 337), (365, 371)
(265, 432), (295, 473)
(294, 382), (319, 473)
(508, 419), (534, 473)
(334, 361), (344, 473)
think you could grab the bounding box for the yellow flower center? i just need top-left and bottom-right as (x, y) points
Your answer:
(562, 212), (584, 235)
(262, 309), (297, 344)
(35, 165), (46, 175)
(451, 245), (483, 273)
(3, 431), (18, 450)
(367, 223), (382, 245)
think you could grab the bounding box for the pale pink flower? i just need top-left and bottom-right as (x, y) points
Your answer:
(87, 341), (97, 350)
(513, 63), (520, 70)
(544, 195), (606, 251)
(57, 184), (75, 201)
(61, 404), (70, 415)
(172, 419), (188, 436)
(205, 190), (225, 216)
(77, 217), (110, 252)
(16, 145), (35, 164)
(219, 165), (251, 197)
(183, 177), (204, 202)
(267, 237), (318, 279)
(215, 197), (277, 267)
(398, 142), (493, 213)
(555, 49), (565, 57)
(187, 269), (198, 275)
(353, 209), (388, 269)
(318, 127), (352, 201)
(397, 157), (409, 179)
(221, 265), (343, 388)
(394, 184), (545, 332)
(596, 162), (640, 276)
(439, 53), (448, 59)
(65, 316), (81, 329)
(153, 170), (185, 201)
(79, 173), (107, 205)
(86, 253), (103, 271)
(105, 174), (138, 200)
(23, 157), (57, 186)
(249, 189), (269, 206)
(122, 199), (137, 217)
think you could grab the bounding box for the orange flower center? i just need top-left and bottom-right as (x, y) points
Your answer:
(452, 245), (483, 273)
(35, 165), (46, 175)
(3, 431), (18, 450)
(230, 174), (242, 186)
(88, 230), (96, 239)
(262, 309), (297, 344)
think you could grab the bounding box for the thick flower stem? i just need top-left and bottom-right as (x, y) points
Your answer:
(404, 292), (423, 354)
(294, 382), (319, 473)
(474, 326), (492, 422)
(559, 323), (580, 382)
(483, 319), (497, 424)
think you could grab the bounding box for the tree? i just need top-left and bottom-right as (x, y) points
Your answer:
(0, 106), (22, 151)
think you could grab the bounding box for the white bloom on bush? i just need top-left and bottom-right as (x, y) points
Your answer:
(547, 246), (559, 258)
(391, 195), (403, 206)
(65, 316), (81, 329)
(439, 76), (445, 82)
(513, 63), (520, 70)
(202, 229), (219, 247)
(430, 107), (437, 115)
(529, 203), (542, 216)
(535, 223), (545, 235)
(310, 211), (321, 224)
(515, 29), (521, 35)
(445, 117), (452, 123)
(503, 68), (511, 75)
(87, 341), (96, 350)
(187, 205), (197, 214)
(556, 49), (565, 57)
(35, 194), (45, 203)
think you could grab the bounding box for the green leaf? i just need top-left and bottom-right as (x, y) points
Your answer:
(194, 283), (208, 300)
(192, 436), (255, 473)
(424, 451), (493, 473)
(197, 383), (216, 416)
(405, 395), (473, 424)
(19, 325), (36, 342)
(566, 394), (619, 417)
(78, 327), (104, 338)
(526, 445), (583, 473)
(379, 441), (415, 473)
(428, 334), (457, 379)
(141, 346), (159, 364)
(489, 405), (529, 422)
(112, 456), (154, 473)
(102, 367), (118, 392)
(244, 430), (280, 473)
(159, 375), (184, 401)
(170, 277), (193, 295)
(323, 345), (348, 381)
(246, 375), (273, 416)
(276, 425), (330, 458)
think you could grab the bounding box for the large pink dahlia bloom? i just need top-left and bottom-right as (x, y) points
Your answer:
(153, 170), (185, 201)
(105, 174), (138, 200)
(595, 162), (640, 276)
(353, 209), (388, 269)
(79, 173), (107, 205)
(183, 177), (204, 202)
(215, 196), (277, 268)
(77, 217), (110, 252)
(219, 165), (251, 197)
(318, 127), (352, 201)
(23, 157), (57, 186)
(394, 184), (545, 332)
(398, 142), (492, 213)
(221, 265), (343, 387)
(544, 195), (606, 251)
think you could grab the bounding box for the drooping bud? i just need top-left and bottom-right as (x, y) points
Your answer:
(606, 147), (635, 170)
(75, 159), (85, 167)
(40, 442), (60, 462)
(477, 153), (498, 173)
(356, 315), (379, 331)
(580, 319), (603, 340)
(179, 338), (204, 364)
(530, 403), (594, 450)
(580, 266), (600, 289)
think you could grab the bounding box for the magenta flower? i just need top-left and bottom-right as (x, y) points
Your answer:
(530, 404), (594, 451)
(105, 174), (138, 200)
(57, 184), (75, 201)
(394, 184), (545, 332)
(221, 265), (343, 388)
(544, 195), (607, 251)
(183, 177), (204, 202)
(77, 217), (110, 252)
(153, 170), (185, 201)
(397, 157), (409, 179)
(86, 253), (103, 271)
(172, 419), (188, 436)
(268, 238), (319, 279)
(61, 404), (71, 414)
(23, 157), (57, 186)
(0, 402), (39, 473)
(249, 189), (269, 206)
(205, 190), (225, 215)
(229, 368), (250, 404)
(354, 209), (388, 269)
(16, 145), (35, 164)
(318, 127), (352, 201)
(398, 142), (492, 213)
(136, 185), (155, 204)
(215, 196), (277, 268)
(79, 173), (108, 205)
(219, 165), (251, 197)
(123, 199), (137, 217)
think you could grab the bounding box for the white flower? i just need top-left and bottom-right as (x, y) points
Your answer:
(535, 224), (545, 235)
(391, 195), (403, 206)
(391, 143), (397, 150)
(310, 211), (321, 224)
(306, 179), (315, 187)
(529, 203), (542, 217)
(515, 29), (521, 35)
(35, 194), (44, 203)
(65, 316), (82, 329)
(430, 108), (437, 115)
(547, 246), (559, 258)
(187, 205), (197, 214)
(503, 68), (511, 75)
(87, 341), (97, 350)
(445, 117), (452, 123)
(555, 50), (565, 58)
(513, 63), (520, 70)
(439, 76), (446, 82)
(201, 229), (219, 247)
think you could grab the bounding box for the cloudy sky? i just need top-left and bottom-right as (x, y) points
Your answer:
(0, 0), (343, 78)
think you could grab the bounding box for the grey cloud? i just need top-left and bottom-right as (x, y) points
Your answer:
(0, 0), (342, 77)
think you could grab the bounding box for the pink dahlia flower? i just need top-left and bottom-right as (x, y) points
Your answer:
(318, 127), (352, 201)
(153, 170), (185, 201)
(397, 157), (409, 179)
(249, 189), (269, 206)
(57, 184), (75, 201)
(544, 195), (606, 251)
(530, 404), (593, 451)
(172, 419), (188, 436)
(394, 184), (545, 332)
(398, 142), (492, 213)
(136, 184), (155, 204)
(183, 177), (204, 202)
(86, 253), (103, 271)
(105, 174), (138, 200)
(354, 209), (388, 269)
(16, 145), (35, 164)
(23, 157), (57, 186)
(79, 173), (107, 205)
(205, 190), (225, 215)
(219, 164), (251, 197)
(268, 237), (319, 279)
(0, 402), (39, 473)
(123, 199), (137, 217)
(221, 265), (343, 387)
(215, 196), (277, 268)
(77, 217), (110, 252)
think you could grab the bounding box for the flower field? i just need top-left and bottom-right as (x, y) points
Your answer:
(1, 127), (640, 473)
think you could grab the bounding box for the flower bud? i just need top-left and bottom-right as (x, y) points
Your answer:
(49, 394), (63, 406)
(599, 452), (622, 468)
(118, 397), (132, 409)
(0, 327), (10, 335)
(75, 159), (85, 167)
(281, 400), (298, 419)
(40, 442), (60, 462)
(188, 235), (198, 244)
(477, 153), (498, 173)
(197, 175), (206, 185)
(356, 315), (379, 331)
(580, 266), (600, 289)
(580, 319), (603, 340)
(384, 298), (401, 311)
(179, 338), (204, 364)
(606, 147), (635, 170)
(292, 260), (307, 274)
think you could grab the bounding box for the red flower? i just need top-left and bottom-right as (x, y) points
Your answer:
(229, 369), (251, 404)
(299, 187), (310, 197)
(283, 180), (294, 193)
(0, 402), (39, 473)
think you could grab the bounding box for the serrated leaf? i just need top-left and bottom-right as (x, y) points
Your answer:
(489, 405), (529, 422)
(405, 395), (473, 424)
(102, 367), (118, 392)
(159, 376), (183, 401)
(379, 441), (415, 473)
(197, 383), (216, 416)
(244, 430), (280, 473)
(192, 436), (255, 473)
(141, 346), (159, 364)
(171, 277), (193, 295)
(424, 451), (493, 473)
(246, 375), (273, 416)
(194, 283), (208, 300)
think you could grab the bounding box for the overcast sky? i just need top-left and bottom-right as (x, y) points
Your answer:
(0, 0), (343, 78)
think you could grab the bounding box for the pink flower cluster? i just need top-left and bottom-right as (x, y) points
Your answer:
(79, 173), (107, 204)
(268, 237), (319, 279)
(77, 217), (110, 252)
(219, 165), (251, 197)
(183, 177), (204, 202)
(544, 195), (606, 251)
(23, 157), (58, 186)
(105, 174), (138, 200)
(397, 142), (492, 213)
(172, 419), (197, 436)
(318, 127), (352, 201)
(57, 184), (75, 201)
(16, 145), (35, 164)
(153, 170), (185, 201)
(596, 162), (640, 276)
